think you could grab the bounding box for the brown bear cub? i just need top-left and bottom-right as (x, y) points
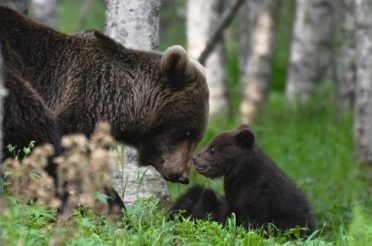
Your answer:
(170, 125), (315, 234)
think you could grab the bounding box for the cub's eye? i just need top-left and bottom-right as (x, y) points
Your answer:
(208, 146), (215, 154)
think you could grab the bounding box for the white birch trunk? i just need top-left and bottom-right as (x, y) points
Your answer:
(354, 0), (372, 164)
(286, 0), (334, 102)
(30, 0), (58, 28)
(0, 0), (28, 14)
(335, 0), (356, 114)
(238, 0), (259, 79)
(105, 0), (160, 50)
(104, 0), (169, 206)
(187, 0), (229, 120)
(239, 0), (280, 124)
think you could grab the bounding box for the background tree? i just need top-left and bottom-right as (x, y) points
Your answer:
(187, 0), (230, 120)
(239, 0), (280, 124)
(30, 0), (58, 28)
(0, 0), (27, 13)
(104, 0), (169, 206)
(334, 0), (356, 114)
(285, 0), (334, 102)
(354, 0), (372, 165)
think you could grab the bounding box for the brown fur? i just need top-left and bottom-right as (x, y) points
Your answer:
(175, 126), (315, 235)
(0, 7), (209, 183)
(2, 69), (61, 157)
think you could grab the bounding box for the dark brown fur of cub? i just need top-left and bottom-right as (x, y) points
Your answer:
(169, 185), (227, 223)
(174, 126), (315, 235)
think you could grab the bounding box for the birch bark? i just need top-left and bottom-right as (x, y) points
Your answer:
(104, 0), (169, 206)
(187, 0), (229, 120)
(286, 0), (334, 102)
(335, 0), (356, 114)
(239, 0), (280, 124)
(30, 0), (58, 28)
(354, 0), (372, 164)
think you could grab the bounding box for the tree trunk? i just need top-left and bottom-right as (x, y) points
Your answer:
(105, 0), (160, 50)
(285, 0), (334, 102)
(30, 0), (58, 28)
(239, 0), (280, 124)
(354, 0), (372, 164)
(104, 0), (169, 206)
(0, 0), (28, 14)
(334, 0), (356, 114)
(187, 0), (230, 120)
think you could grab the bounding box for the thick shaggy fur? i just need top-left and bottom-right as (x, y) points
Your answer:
(2, 70), (61, 159)
(173, 126), (315, 234)
(169, 185), (227, 223)
(0, 6), (209, 183)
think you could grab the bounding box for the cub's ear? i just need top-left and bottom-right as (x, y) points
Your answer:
(160, 45), (189, 88)
(235, 128), (255, 149)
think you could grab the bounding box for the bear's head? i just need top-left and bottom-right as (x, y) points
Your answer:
(136, 46), (209, 184)
(193, 125), (255, 178)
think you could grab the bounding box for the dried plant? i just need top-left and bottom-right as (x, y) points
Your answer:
(1, 122), (119, 215)
(1, 143), (60, 208)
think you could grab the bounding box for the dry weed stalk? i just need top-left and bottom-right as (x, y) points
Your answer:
(1, 144), (60, 208)
(1, 122), (119, 215)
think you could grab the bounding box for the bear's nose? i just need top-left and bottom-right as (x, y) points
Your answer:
(178, 175), (190, 184)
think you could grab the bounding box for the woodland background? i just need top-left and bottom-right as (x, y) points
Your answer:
(1, 0), (372, 245)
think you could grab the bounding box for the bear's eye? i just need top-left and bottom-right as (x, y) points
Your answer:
(208, 146), (215, 154)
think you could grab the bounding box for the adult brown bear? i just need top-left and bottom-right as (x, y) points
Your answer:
(0, 6), (209, 184)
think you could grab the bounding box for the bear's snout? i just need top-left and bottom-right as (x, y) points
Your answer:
(193, 156), (209, 171)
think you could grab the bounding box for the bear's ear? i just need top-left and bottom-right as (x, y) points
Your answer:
(160, 45), (189, 88)
(235, 127), (255, 149)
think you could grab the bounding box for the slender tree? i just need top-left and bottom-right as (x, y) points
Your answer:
(30, 0), (58, 28)
(187, 0), (230, 119)
(334, 0), (356, 114)
(286, 0), (334, 102)
(239, 0), (280, 124)
(354, 0), (372, 164)
(0, 0), (28, 13)
(104, 0), (169, 206)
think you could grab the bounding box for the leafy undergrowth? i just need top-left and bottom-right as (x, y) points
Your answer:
(1, 93), (371, 245)
(0, 197), (339, 246)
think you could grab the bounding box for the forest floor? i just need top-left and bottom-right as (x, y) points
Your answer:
(2, 1), (372, 244)
(1, 93), (372, 245)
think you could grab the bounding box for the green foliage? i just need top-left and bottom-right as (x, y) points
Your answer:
(271, 0), (296, 92)
(348, 207), (372, 246)
(58, 0), (105, 32)
(6, 140), (36, 160)
(0, 196), (336, 245)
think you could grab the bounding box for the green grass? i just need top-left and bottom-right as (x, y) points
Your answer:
(2, 92), (370, 245)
